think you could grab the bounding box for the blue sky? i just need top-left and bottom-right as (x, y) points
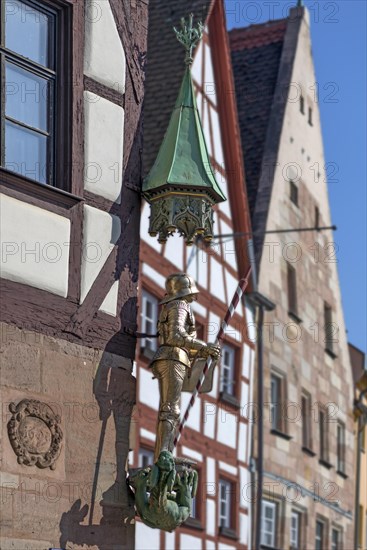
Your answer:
(225, 0), (367, 352)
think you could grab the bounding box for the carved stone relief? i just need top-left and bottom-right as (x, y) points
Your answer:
(7, 399), (63, 469)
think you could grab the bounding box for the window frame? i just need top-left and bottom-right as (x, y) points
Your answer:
(299, 94), (305, 114)
(315, 519), (325, 550)
(0, 0), (72, 190)
(290, 510), (301, 549)
(220, 343), (236, 397)
(324, 302), (337, 357)
(140, 289), (159, 353)
(270, 370), (288, 435)
(218, 478), (234, 531)
(138, 446), (154, 469)
(260, 499), (277, 548)
(331, 526), (342, 550)
(287, 262), (301, 322)
(319, 408), (331, 466)
(336, 421), (346, 475)
(301, 390), (314, 454)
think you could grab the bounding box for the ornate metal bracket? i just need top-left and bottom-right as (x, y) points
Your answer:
(128, 451), (198, 531)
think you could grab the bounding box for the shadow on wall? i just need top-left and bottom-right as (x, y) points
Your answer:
(59, 341), (137, 549)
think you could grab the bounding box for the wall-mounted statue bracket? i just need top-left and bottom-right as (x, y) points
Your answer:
(128, 451), (198, 531)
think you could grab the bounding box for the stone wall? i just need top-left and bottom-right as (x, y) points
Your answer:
(0, 322), (136, 550)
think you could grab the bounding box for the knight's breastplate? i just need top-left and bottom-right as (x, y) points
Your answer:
(150, 302), (196, 367)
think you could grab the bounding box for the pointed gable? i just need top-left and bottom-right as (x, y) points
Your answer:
(229, 20), (286, 220)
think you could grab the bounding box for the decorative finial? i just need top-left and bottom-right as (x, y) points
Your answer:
(297, 0), (304, 6)
(173, 13), (204, 66)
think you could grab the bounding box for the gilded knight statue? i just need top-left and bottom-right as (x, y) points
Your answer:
(150, 273), (221, 461)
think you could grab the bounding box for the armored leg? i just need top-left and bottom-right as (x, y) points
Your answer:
(152, 360), (186, 462)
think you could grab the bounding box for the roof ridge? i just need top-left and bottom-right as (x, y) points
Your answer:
(228, 18), (287, 35)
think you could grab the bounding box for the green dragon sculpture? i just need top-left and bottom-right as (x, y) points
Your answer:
(129, 451), (198, 531)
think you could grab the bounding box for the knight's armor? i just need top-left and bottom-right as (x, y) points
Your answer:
(150, 274), (210, 461)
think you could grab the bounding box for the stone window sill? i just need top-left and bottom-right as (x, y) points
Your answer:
(336, 469), (348, 479)
(288, 311), (303, 324)
(319, 458), (333, 469)
(270, 429), (292, 441)
(302, 446), (316, 457)
(184, 517), (204, 531)
(325, 348), (337, 359)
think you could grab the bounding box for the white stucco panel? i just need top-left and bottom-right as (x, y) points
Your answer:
(84, 92), (124, 203)
(140, 202), (163, 252)
(135, 521), (160, 550)
(237, 421), (248, 463)
(181, 393), (201, 432)
(210, 257), (226, 303)
(0, 194), (70, 297)
(203, 400), (216, 438)
(180, 534), (202, 550)
(164, 231), (184, 271)
(240, 513), (249, 545)
(165, 532), (175, 550)
(139, 368), (159, 411)
(84, 0), (126, 92)
(99, 280), (119, 316)
(206, 499), (216, 536)
(80, 205), (121, 303)
(217, 409), (237, 448)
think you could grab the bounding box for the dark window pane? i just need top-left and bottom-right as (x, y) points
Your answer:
(6, 62), (49, 131)
(5, 0), (51, 67)
(5, 120), (47, 183)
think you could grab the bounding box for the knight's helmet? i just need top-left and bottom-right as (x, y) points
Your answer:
(160, 273), (199, 304)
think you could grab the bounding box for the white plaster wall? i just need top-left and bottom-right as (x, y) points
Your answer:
(135, 522), (160, 550)
(206, 542), (215, 550)
(206, 457), (216, 487)
(84, 0), (126, 92)
(210, 256), (226, 302)
(182, 446), (203, 462)
(181, 393), (201, 432)
(164, 230), (184, 271)
(84, 92), (124, 203)
(187, 245), (208, 290)
(80, 205), (121, 303)
(140, 202), (163, 252)
(165, 532), (175, 550)
(99, 280), (119, 316)
(206, 500), (216, 536)
(140, 428), (156, 443)
(0, 194), (70, 297)
(141, 263), (166, 289)
(237, 421), (248, 463)
(242, 343), (252, 378)
(180, 534), (202, 550)
(239, 466), (250, 508)
(218, 461), (237, 476)
(210, 106), (225, 167)
(203, 400), (216, 439)
(239, 513), (249, 545)
(217, 409), (237, 448)
(139, 368), (159, 411)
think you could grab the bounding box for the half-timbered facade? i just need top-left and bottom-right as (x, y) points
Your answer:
(0, 0), (147, 548)
(132, 1), (255, 549)
(230, 5), (355, 548)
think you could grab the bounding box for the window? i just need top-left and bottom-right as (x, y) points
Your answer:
(270, 372), (284, 432)
(220, 344), (235, 396)
(308, 107), (313, 125)
(290, 181), (298, 206)
(138, 447), (154, 468)
(260, 500), (277, 547)
(140, 290), (158, 352)
(315, 520), (325, 550)
(300, 95), (305, 114)
(0, 0), (71, 187)
(301, 391), (312, 450)
(218, 479), (233, 529)
(319, 409), (330, 464)
(331, 527), (341, 550)
(337, 421), (346, 474)
(287, 263), (299, 318)
(290, 511), (301, 549)
(324, 303), (336, 356)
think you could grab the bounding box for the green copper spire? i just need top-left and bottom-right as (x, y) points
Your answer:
(142, 15), (227, 245)
(143, 66), (226, 203)
(143, 15), (226, 204)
